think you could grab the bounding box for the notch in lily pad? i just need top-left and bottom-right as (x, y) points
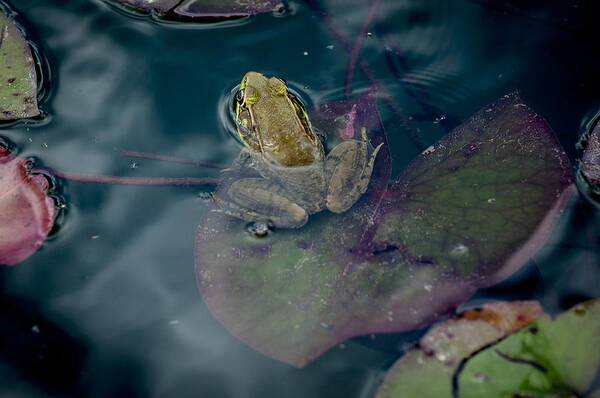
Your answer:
(108, 0), (285, 22)
(0, 8), (40, 122)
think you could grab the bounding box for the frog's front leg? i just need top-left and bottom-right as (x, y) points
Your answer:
(215, 178), (309, 228)
(325, 127), (383, 213)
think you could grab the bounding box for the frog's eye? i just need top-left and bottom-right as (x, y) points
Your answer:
(235, 89), (244, 103)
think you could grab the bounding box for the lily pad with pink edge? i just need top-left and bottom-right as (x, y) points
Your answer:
(195, 93), (574, 367)
(0, 146), (55, 266)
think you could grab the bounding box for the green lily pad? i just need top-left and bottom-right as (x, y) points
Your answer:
(0, 10), (39, 121)
(460, 300), (600, 397)
(376, 301), (545, 397)
(195, 93), (574, 367)
(111, 0), (283, 19)
(377, 300), (600, 398)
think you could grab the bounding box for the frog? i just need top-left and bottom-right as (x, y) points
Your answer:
(214, 71), (383, 229)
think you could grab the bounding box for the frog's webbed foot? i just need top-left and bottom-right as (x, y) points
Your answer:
(213, 177), (309, 229)
(325, 127), (383, 213)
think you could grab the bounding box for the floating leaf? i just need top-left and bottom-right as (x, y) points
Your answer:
(0, 9), (39, 121)
(460, 300), (600, 397)
(115, 0), (181, 14)
(377, 300), (600, 398)
(368, 93), (574, 287)
(579, 119), (600, 195)
(195, 93), (573, 367)
(173, 0), (283, 18)
(112, 0), (283, 19)
(0, 146), (55, 266)
(376, 301), (545, 397)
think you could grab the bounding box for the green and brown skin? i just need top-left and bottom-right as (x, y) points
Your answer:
(216, 71), (383, 228)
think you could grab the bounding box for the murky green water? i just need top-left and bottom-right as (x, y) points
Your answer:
(1, 0), (598, 396)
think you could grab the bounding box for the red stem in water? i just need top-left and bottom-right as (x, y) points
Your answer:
(311, 3), (425, 150)
(39, 169), (220, 186)
(119, 149), (227, 169)
(345, 0), (382, 99)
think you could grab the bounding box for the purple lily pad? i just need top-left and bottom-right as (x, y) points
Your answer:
(0, 146), (55, 266)
(174, 0), (283, 18)
(116, 0), (180, 14)
(581, 120), (600, 185)
(0, 9), (40, 121)
(195, 93), (573, 367)
(112, 0), (283, 19)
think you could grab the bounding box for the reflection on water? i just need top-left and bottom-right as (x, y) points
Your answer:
(1, 0), (599, 396)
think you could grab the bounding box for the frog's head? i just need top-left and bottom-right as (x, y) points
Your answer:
(240, 71), (288, 101)
(233, 72), (320, 166)
(235, 72), (288, 150)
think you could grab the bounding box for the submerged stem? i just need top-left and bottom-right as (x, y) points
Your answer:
(345, 0), (382, 99)
(39, 169), (220, 186)
(307, 1), (425, 150)
(118, 149), (227, 169)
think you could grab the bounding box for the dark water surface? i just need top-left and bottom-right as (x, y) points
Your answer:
(1, 0), (599, 396)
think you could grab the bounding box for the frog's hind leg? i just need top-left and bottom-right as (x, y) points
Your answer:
(215, 178), (308, 228)
(325, 127), (383, 213)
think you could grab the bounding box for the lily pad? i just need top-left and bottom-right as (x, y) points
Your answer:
(376, 299), (600, 398)
(580, 119), (600, 189)
(112, 0), (283, 19)
(0, 9), (39, 121)
(195, 93), (573, 367)
(368, 93), (574, 287)
(0, 146), (55, 266)
(116, 0), (181, 14)
(173, 0), (283, 18)
(376, 301), (545, 397)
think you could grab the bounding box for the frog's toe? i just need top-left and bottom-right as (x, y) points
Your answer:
(262, 201), (308, 228)
(326, 194), (358, 214)
(272, 210), (308, 228)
